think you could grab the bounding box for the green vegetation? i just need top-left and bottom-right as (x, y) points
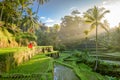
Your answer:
(55, 54), (105, 80)
(0, 47), (27, 54)
(0, 0), (48, 48)
(0, 46), (54, 74)
(0, 26), (18, 48)
(55, 51), (120, 80)
(8, 55), (52, 74)
(0, 0), (120, 80)
(1, 54), (53, 80)
(1, 49), (119, 80)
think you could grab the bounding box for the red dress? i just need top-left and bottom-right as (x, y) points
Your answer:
(28, 43), (33, 48)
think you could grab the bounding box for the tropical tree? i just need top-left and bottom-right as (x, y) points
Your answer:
(0, 0), (20, 24)
(52, 24), (61, 32)
(35, 0), (48, 14)
(0, 0), (5, 21)
(71, 9), (80, 16)
(109, 23), (120, 50)
(17, 0), (47, 32)
(18, 0), (31, 13)
(21, 8), (39, 32)
(84, 6), (110, 70)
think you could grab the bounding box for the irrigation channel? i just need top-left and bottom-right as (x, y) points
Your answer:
(54, 63), (79, 80)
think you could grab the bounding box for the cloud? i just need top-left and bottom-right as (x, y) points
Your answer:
(101, 0), (120, 28)
(45, 18), (54, 23)
(45, 23), (54, 27)
(40, 16), (46, 19)
(102, 0), (119, 5)
(40, 17), (61, 27)
(45, 20), (61, 27)
(102, 1), (107, 5)
(69, 7), (79, 11)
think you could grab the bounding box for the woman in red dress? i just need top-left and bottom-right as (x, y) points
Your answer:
(28, 43), (33, 49)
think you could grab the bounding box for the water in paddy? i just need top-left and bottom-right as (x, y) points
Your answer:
(54, 64), (80, 80)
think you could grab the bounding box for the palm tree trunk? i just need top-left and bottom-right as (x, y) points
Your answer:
(21, 9), (24, 32)
(94, 22), (98, 71)
(36, 5), (40, 14)
(0, 3), (4, 21)
(85, 37), (88, 51)
(107, 32), (110, 47)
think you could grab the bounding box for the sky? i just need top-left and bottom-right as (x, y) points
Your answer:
(33, 0), (120, 28)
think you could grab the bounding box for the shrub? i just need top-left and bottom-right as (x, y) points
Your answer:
(15, 32), (37, 46)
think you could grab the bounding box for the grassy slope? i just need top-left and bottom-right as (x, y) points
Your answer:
(8, 55), (52, 74)
(2, 54), (53, 80)
(0, 47), (27, 55)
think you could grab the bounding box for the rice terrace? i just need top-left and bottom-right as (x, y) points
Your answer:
(0, 0), (120, 80)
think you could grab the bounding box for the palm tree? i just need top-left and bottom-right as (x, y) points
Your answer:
(0, 0), (4, 21)
(0, 0), (20, 24)
(35, 0), (48, 14)
(0, 0), (10, 21)
(22, 8), (39, 33)
(17, 0), (32, 31)
(84, 6), (110, 70)
(18, 0), (30, 12)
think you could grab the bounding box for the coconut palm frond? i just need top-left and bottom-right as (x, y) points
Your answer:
(90, 22), (96, 31)
(84, 12), (95, 21)
(98, 10), (110, 20)
(85, 20), (93, 24)
(99, 22), (109, 33)
(84, 30), (90, 35)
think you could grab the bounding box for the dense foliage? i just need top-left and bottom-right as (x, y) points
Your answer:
(0, 0), (47, 47)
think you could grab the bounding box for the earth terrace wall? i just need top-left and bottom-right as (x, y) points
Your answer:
(0, 46), (53, 74)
